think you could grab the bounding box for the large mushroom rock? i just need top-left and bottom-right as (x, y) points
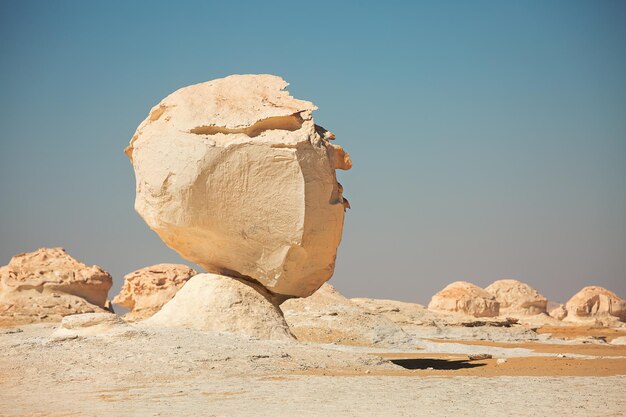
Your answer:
(126, 74), (351, 298)
(113, 264), (197, 320)
(280, 283), (409, 347)
(485, 279), (548, 316)
(0, 248), (113, 326)
(428, 281), (500, 318)
(563, 286), (626, 323)
(144, 274), (294, 341)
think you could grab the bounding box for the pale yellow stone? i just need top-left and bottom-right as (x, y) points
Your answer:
(564, 286), (626, 323)
(126, 74), (351, 297)
(113, 264), (197, 320)
(428, 281), (500, 318)
(0, 248), (112, 326)
(485, 279), (548, 316)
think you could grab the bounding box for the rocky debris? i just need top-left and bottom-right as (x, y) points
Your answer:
(563, 286), (626, 323)
(549, 304), (568, 321)
(460, 317), (519, 327)
(485, 279), (548, 315)
(428, 281), (500, 318)
(50, 312), (135, 340)
(467, 353), (492, 361)
(126, 74), (351, 298)
(0, 248), (112, 326)
(281, 284), (410, 347)
(112, 264), (197, 320)
(496, 358), (508, 365)
(144, 274), (294, 341)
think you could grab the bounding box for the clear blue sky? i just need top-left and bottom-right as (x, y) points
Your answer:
(1, 0), (625, 304)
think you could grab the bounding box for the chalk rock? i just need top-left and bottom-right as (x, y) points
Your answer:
(50, 312), (134, 340)
(144, 273), (294, 341)
(549, 304), (568, 321)
(0, 248), (112, 326)
(281, 284), (409, 347)
(610, 336), (626, 345)
(126, 74), (351, 298)
(564, 286), (626, 322)
(485, 279), (548, 315)
(113, 264), (197, 320)
(428, 281), (500, 318)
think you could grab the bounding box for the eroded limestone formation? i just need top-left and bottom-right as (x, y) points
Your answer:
(563, 286), (626, 323)
(113, 264), (197, 320)
(126, 74), (351, 298)
(485, 279), (548, 316)
(0, 248), (113, 326)
(428, 281), (500, 318)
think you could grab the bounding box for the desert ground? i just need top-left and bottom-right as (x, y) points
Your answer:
(1, 317), (625, 417)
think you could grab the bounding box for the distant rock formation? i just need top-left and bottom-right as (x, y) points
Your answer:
(485, 279), (548, 316)
(126, 74), (351, 298)
(144, 274), (294, 341)
(563, 286), (626, 323)
(113, 264), (197, 320)
(428, 281), (500, 317)
(0, 248), (112, 326)
(281, 284), (409, 347)
(351, 298), (444, 328)
(549, 304), (568, 321)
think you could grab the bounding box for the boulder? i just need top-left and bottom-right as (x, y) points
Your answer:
(0, 248), (112, 326)
(428, 281), (500, 318)
(113, 264), (197, 320)
(485, 279), (548, 315)
(126, 74), (351, 298)
(281, 284), (409, 347)
(144, 273), (294, 341)
(564, 286), (626, 323)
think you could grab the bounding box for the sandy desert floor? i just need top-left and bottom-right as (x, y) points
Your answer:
(1, 323), (625, 417)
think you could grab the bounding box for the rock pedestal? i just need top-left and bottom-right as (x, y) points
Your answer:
(144, 274), (294, 341)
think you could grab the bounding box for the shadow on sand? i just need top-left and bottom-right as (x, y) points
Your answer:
(390, 358), (487, 370)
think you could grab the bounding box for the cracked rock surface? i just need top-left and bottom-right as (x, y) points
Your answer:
(126, 74), (351, 298)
